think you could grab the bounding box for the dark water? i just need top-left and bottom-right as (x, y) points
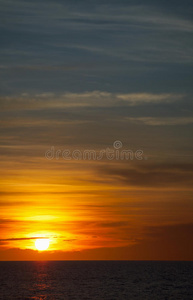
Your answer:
(0, 261), (192, 300)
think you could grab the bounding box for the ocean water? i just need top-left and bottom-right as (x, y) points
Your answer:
(0, 261), (192, 300)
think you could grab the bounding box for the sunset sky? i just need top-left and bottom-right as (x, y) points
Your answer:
(0, 0), (193, 260)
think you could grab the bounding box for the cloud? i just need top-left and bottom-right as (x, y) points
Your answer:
(63, 239), (77, 242)
(2, 2), (192, 31)
(116, 93), (183, 105)
(0, 219), (21, 225)
(0, 200), (35, 207)
(0, 92), (185, 112)
(0, 237), (49, 241)
(0, 64), (92, 71)
(1, 1), (193, 98)
(126, 117), (193, 126)
(98, 163), (193, 188)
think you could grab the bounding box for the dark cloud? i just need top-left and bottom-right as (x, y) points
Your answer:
(0, 237), (49, 241)
(98, 221), (129, 228)
(0, 219), (21, 225)
(0, 200), (35, 207)
(63, 239), (77, 242)
(98, 163), (193, 188)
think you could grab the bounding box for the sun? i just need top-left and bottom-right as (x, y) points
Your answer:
(35, 238), (50, 251)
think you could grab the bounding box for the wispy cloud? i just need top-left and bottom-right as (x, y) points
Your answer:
(127, 117), (193, 126)
(98, 163), (193, 189)
(0, 92), (185, 111)
(0, 237), (49, 241)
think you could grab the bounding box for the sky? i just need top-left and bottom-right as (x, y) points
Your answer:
(0, 0), (193, 260)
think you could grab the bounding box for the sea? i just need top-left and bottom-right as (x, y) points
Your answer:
(0, 261), (192, 300)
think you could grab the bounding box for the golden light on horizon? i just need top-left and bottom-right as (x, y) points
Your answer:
(35, 238), (50, 251)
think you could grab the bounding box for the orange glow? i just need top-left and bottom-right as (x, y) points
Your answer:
(1, 160), (193, 261)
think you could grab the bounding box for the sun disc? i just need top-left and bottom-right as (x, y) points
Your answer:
(35, 238), (50, 251)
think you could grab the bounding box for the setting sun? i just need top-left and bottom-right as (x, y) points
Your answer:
(35, 239), (50, 251)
